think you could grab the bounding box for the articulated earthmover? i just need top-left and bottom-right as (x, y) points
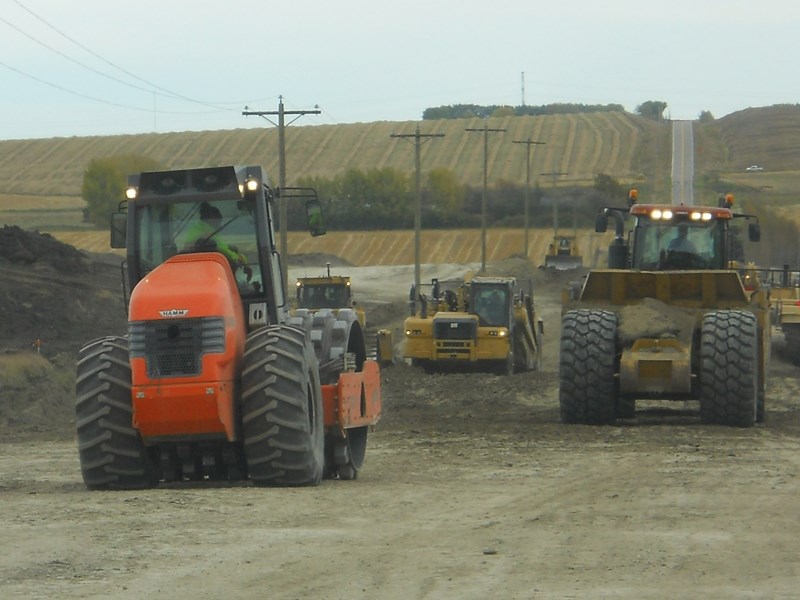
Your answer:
(404, 275), (542, 374)
(760, 265), (800, 364)
(560, 194), (768, 426)
(76, 165), (381, 489)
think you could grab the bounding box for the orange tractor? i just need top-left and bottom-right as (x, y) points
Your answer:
(76, 165), (381, 488)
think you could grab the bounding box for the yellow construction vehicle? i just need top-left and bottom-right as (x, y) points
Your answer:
(294, 263), (365, 328)
(293, 264), (395, 366)
(761, 265), (800, 364)
(544, 235), (583, 270)
(560, 193), (769, 426)
(404, 275), (542, 374)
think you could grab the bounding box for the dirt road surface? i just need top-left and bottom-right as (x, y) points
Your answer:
(2, 247), (800, 599)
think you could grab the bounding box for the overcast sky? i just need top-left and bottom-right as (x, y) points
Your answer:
(2, 0), (798, 140)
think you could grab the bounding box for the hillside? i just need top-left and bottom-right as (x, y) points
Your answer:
(3, 105), (800, 265)
(0, 111), (665, 198)
(52, 227), (614, 269)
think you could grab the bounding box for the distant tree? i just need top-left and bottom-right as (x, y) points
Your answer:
(593, 173), (627, 202)
(82, 154), (162, 227)
(635, 100), (668, 122)
(315, 167), (411, 230)
(698, 110), (715, 123)
(491, 106), (515, 118)
(426, 168), (466, 214)
(423, 102), (626, 120)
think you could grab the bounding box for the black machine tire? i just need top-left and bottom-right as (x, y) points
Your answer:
(75, 336), (156, 490)
(559, 309), (618, 425)
(329, 425), (368, 481)
(699, 310), (758, 427)
(241, 325), (325, 486)
(783, 325), (800, 366)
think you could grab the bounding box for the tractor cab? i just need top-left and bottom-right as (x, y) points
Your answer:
(470, 280), (511, 327)
(596, 193), (760, 271)
(111, 166), (324, 327)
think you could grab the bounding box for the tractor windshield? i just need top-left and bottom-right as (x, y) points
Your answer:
(471, 285), (509, 327)
(633, 218), (724, 270)
(298, 284), (349, 309)
(133, 196), (264, 296)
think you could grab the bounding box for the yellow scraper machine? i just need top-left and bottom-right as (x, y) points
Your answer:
(559, 191), (769, 427)
(403, 274), (542, 374)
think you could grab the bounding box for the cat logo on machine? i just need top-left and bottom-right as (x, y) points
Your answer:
(159, 309), (189, 318)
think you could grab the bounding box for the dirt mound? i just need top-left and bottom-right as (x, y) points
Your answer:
(0, 227), (127, 355)
(0, 225), (92, 273)
(617, 298), (697, 344)
(0, 229), (126, 438)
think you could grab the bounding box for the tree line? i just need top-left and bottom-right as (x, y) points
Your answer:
(290, 168), (620, 231)
(81, 155), (622, 233)
(421, 100), (671, 121)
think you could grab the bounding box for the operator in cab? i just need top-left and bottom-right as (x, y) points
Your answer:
(185, 202), (248, 267)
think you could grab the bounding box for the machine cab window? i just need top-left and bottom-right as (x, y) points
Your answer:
(633, 219), (723, 270)
(134, 197), (264, 296)
(471, 286), (509, 327)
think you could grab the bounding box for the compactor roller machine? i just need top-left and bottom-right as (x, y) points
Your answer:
(75, 165), (381, 489)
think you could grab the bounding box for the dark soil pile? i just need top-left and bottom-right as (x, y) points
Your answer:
(0, 226), (127, 355)
(0, 227), (128, 439)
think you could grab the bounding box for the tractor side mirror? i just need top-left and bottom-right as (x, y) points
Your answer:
(305, 199), (326, 237)
(110, 212), (127, 248)
(749, 222), (761, 243)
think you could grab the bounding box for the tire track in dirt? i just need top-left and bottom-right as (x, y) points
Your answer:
(614, 112), (641, 174)
(560, 114), (578, 178)
(580, 113), (604, 177)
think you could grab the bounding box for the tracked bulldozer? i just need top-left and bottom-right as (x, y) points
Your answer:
(544, 235), (583, 270)
(75, 165), (381, 489)
(403, 275), (542, 374)
(559, 193), (769, 426)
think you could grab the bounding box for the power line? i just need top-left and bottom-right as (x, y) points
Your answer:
(513, 138), (545, 257)
(243, 97), (321, 291)
(3, 1), (266, 115)
(391, 126), (445, 295)
(466, 120), (506, 272)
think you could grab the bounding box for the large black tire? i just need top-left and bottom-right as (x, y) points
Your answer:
(241, 325), (325, 486)
(75, 336), (156, 490)
(783, 325), (800, 366)
(699, 310), (758, 427)
(559, 309), (618, 425)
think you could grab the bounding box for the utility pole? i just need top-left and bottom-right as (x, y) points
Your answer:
(466, 120), (506, 272)
(243, 96), (320, 290)
(512, 138), (545, 258)
(390, 126), (444, 297)
(541, 169), (568, 236)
